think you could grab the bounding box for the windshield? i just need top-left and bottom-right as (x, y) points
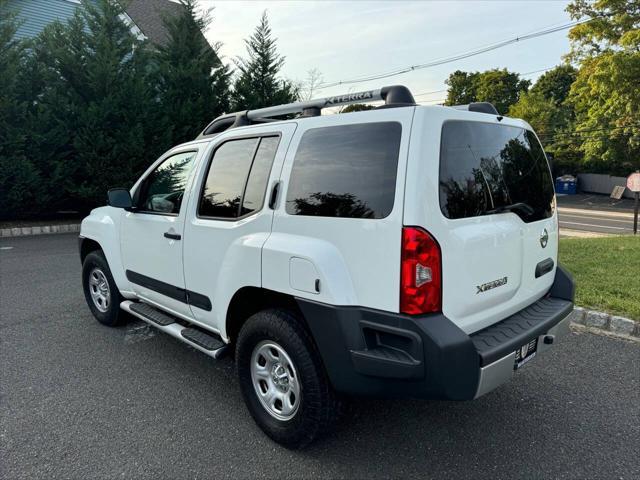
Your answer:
(439, 120), (555, 223)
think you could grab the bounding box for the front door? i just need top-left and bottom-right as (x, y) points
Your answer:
(120, 149), (198, 318)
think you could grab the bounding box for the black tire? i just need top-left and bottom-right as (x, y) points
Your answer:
(236, 308), (341, 448)
(82, 250), (126, 327)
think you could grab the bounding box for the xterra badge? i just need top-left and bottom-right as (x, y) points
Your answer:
(476, 276), (508, 294)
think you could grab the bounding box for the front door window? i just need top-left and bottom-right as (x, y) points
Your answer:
(137, 151), (196, 215)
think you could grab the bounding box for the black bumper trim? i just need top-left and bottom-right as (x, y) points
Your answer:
(296, 264), (575, 401)
(297, 300), (480, 400)
(470, 297), (573, 366)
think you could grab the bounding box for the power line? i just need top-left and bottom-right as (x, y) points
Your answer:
(414, 89), (448, 98)
(318, 20), (591, 89)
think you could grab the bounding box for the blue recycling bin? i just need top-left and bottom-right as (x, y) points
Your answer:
(555, 177), (577, 195)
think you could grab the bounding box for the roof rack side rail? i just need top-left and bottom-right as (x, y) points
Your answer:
(450, 102), (499, 115)
(246, 84), (415, 120)
(197, 85), (416, 138)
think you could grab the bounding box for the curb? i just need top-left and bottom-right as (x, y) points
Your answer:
(0, 224), (81, 237)
(569, 307), (639, 340)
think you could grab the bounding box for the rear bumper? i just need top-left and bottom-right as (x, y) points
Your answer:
(297, 265), (575, 401)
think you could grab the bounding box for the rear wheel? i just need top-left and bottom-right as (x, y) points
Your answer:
(82, 250), (126, 327)
(236, 308), (341, 448)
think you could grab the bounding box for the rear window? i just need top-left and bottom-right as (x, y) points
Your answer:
(439, 121), (554, 223)
(285, 122), (401, 219)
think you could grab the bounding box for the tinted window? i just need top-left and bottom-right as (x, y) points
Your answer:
(199, 138), (258, 218)
(241, 137), (280, 216)
(199, 136), (279, 219)
(138, 151), (196, 214)
(286, 122), (401, 219)
(439, 121), (554, 223)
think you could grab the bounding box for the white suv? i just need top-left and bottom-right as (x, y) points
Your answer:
(79, 86), (575, 448)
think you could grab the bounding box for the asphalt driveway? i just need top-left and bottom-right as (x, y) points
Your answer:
(1, 234), (638, 479)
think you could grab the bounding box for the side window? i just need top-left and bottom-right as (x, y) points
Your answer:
(241, 137), (280, 216)
(285, 122), (402, 219)
(137, 151), (196, 215)
(198, 136), (279, 219)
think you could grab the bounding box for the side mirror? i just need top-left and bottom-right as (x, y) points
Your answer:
(107, 188), (133, 210)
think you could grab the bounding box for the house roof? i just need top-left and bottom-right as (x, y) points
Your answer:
(124, 0), (185, 47)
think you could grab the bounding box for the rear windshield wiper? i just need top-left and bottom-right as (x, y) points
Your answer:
(486, 202), (534, 216)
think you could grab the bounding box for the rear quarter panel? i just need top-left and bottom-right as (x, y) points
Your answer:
(263, 107), (416, 311)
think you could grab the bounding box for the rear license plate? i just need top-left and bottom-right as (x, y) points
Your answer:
(514, 338), (538, 370)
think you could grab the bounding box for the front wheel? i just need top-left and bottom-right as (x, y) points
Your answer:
(82, 250), (126, 327)
(236, 308), (341, 448)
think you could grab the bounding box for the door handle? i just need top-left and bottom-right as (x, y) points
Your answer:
(164, 232), (181, 240)
(268, 181), (280, 210)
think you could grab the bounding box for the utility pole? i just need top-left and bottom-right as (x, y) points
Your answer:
(627, 170), (640, 235)
(634, 190), (639, 235)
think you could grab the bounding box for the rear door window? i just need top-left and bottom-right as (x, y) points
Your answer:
(285, 122), (402, 219)
(198, 136), (279, 219)
(241, 136), (280, 216)
(439, 121), (554, 222)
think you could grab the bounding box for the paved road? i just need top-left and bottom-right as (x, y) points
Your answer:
(557, 194), (638, 235)
(558, 207), (636, 235)
(1, 234), (639, 479)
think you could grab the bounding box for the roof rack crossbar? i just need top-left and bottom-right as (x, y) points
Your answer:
(198, 85), (416, 138)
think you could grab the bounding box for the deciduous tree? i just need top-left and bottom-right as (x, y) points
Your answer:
(566, 0), (640, 174)
(445, 68), (529, 114)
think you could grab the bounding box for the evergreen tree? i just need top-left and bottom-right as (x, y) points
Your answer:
(33, 0), (166, 210)
(231, 11), (298, 111)
(157, 0), (231, 145)
(0, 0), (46, 218)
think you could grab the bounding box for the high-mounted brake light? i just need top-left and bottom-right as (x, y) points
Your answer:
(400, 227), (442, 315)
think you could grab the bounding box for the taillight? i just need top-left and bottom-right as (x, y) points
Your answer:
(400, 226), (442, 315)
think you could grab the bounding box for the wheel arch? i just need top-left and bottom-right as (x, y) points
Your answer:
(225, 287), (303, 344)
(79, 237), (103, 264)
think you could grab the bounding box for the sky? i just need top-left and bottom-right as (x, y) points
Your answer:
(197, 0), (575, 104)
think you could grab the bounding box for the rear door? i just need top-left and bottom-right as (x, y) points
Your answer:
(405, 109), (557, 334)
(182, 123), (297, 334)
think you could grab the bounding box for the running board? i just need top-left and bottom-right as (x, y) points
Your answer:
(121, 300), (228, 359)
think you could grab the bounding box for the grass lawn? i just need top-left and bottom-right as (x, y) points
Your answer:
(559, 236), (640, 320)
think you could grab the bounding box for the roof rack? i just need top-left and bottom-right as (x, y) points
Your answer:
(450, 102), (499, 115)
(197, 85), (416, 138)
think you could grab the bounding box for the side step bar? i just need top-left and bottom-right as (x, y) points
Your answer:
(121, 300), (228, 359)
